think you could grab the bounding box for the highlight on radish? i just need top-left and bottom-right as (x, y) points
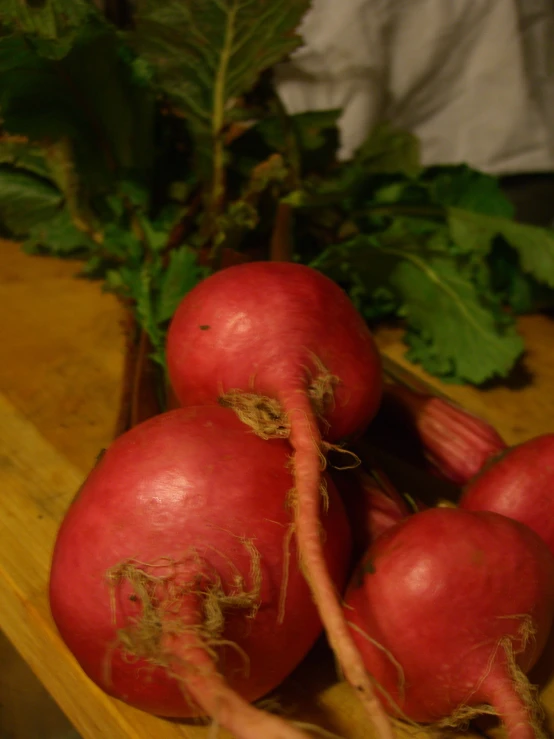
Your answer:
(344, 507), (554, 739)
(49, 406), (352, 739)
(165, 261), (389, 733)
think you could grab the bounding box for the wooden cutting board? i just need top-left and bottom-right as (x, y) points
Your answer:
(2, 240), (554, 739)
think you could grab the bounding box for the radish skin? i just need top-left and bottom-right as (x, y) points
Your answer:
(460, 434), (554, 557)
(49, 407), (351, 738)
(345, 508), (554, 739)
(166, 262), (389, 736)
(368, 383), (506, 484)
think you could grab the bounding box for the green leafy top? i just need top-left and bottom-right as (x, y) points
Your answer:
(2, 0), (554, 387)
(312, 226), (525, 384)
(131, 0), (309, 190)
(0, 0), (95, 59)
(304, 153), (554, 382)
(131, 0), (309, 125)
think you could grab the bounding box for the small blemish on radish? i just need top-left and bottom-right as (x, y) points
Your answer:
(471, 549), (485, 566)
(199, 325), (211, 330)
(363, 560), (376, 575)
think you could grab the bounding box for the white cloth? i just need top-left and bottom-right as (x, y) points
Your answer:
(274, 0), (554, 175)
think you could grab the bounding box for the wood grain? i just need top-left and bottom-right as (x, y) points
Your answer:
(1, 239), (553, 738)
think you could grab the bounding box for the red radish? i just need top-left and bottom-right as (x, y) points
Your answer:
(370, 383), (506, 485)
(331, 467), (412, 560)
(49, 406), (351, 739)
(460, 434), (554, 556)
(345, 507), (554, 739)
(165, 262), (388, 735)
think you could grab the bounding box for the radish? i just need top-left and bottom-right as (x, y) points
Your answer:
(331, 467), (412, 561)
(165, 262), (388, 735)
(49, 406), (352, 739)
(368, 383), (506, 485)
(460, 434), (554, 556)
(344, 507), (554, 739)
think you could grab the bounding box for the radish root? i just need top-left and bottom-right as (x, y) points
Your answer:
(103, 546), (312, 739)
(434, 617), (545, 739)
(435, 703), (497, 730)
(219, 358), (338, 442)
(278, 522), (296, 625)
(219, 391), (290, 439)
(104, 540), (263, 684)
(497, 626), (545, 739)
(220, 366), (392, 738)
(346, 620), (407, 703)
(322, 442), (361, 471)
(219, 391), (361, 478)
(279, 388), (395, 739)
(305, 355), (339, 420)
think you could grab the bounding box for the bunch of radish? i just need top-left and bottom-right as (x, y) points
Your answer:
(350, 373), (554, 739)
(49, 261), (554, 739)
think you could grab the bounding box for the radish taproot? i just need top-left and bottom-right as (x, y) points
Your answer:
(165, 261), (389, 734)
(49, 406), (352, 739)
(344, 507), (554, 739)
(460, 434), (554, 556)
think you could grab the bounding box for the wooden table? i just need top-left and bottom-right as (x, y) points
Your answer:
(2, 240), (554, 739)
